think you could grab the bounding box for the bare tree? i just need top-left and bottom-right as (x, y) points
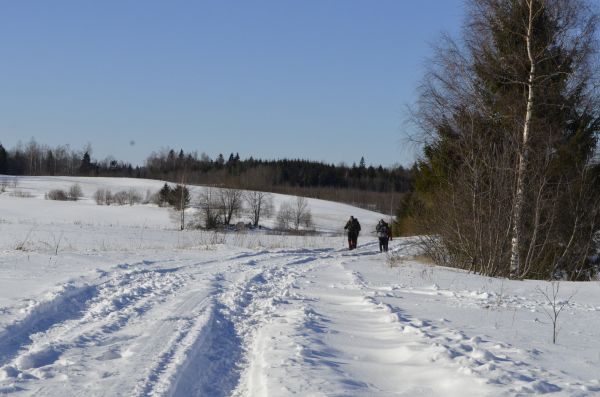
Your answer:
(218, 188), (243, 226)
(197, 187), (221, 229)
(536, 281), (575, 344)
(68, 183), (83, 201)
(276, 201), (293, 230)
(244, 191), (273, 227)
(276, 197), (313, 231)
(291, 197), (313, 230)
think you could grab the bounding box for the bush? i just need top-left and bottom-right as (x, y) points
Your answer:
(46, 189), (69, 201)
(113, 190), (129, 205)
(105, 189), (113, 205)
(9, 190), (33, 198)
(68, 184), (83, 201)
(94, 188), (107, 205)
(94, 188), (119, 205)
(276, 202), (293, 230)
(127, 188), (142, 205)
(276, 197), (313, 231)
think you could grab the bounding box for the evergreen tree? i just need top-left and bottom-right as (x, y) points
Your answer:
(79, 152), (92, 175)
(0, 144), (7, 174)
(216, 153), (225, 168)
(158, 183), (171, 207)
(168, 184), (190, 210)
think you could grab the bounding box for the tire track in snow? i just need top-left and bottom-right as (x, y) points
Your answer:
(119, 248), (322, 397)
(135, 249), (323, 397)
(226, 251), (339, 397)
(237, 262), (359, 395)
(0, 283), (98, 367)
(0, 264), (191, 389)
(164, 277), (243, 397)
(0, 255), (224, 373)
(131, 292), (214, 397)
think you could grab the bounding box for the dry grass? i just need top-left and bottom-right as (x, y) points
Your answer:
(387, 252), (436, 268)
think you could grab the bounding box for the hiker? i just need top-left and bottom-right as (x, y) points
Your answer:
(344, 216), (361, 250)
(376, 219), (390, 253)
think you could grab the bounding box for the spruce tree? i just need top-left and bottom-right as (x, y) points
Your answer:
(168, 184), (190, 211)
(158, 183), (171, 207)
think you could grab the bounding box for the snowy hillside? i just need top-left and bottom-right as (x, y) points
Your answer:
(0, 175), (385, 231)
(0, 176), (599, 396)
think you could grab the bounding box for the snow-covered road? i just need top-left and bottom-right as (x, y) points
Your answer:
(2, 240), (598, 396)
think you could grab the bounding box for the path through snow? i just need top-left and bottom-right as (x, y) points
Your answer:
(1, 241), (598, 396)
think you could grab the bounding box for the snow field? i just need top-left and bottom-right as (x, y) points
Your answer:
(1, 176), (599, 396)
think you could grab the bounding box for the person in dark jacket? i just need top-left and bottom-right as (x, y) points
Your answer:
(376, 219), (390, 252)
(344, 216), (361, 250)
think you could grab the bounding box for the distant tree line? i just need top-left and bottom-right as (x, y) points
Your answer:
(144, 149), (411, 193)
(0, 141), (137, 178)
(0, 140), (412, 213)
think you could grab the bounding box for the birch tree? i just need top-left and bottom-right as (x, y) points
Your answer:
(509, 0), (538, 277)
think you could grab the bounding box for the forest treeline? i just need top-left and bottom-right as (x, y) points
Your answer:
(0, 141), (412, 213)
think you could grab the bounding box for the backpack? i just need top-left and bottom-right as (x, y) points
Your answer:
(353, 218), (361, 233)
(377, 222), (389, 238)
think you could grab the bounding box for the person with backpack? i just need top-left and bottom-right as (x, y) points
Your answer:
(344, 216), (361, 250)
(376, 219), (390, 253)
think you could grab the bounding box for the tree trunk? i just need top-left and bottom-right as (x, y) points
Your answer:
(510, 0), (536, 278)
(180, 173), (186, 231)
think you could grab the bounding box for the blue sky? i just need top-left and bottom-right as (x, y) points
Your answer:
(0, 0), (466, 167)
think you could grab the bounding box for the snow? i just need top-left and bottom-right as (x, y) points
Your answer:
(1, 176), (599, 396)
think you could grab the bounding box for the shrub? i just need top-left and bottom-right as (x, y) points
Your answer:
(9, 190), (33, 198)
(68, 184), (83, 201)
(105, 189), (113, 205)
(46, 189), (68, 201)
(94, 188), (107, 205)
(276, 202), (293, 230)
(127, 188), (142, 205)
(113, 190), (129, 205)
